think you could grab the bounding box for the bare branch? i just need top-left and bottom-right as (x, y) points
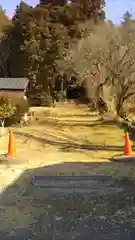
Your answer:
(61, 21), (135, 117)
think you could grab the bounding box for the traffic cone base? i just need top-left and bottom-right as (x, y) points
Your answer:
(124, 132), (133, 156)
(6, 128), (16, 157)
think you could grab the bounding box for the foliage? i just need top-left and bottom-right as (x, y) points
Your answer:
(0, 94), (16, 119)
(122, 10), (132, 24)
(11, 97), (29, 123)
(0, 5), (11, 38)
(0, 94), (29, 126)
(2, 2), (135, 120)
(0, 0), (105, 105)
(71, 0), (105, 21)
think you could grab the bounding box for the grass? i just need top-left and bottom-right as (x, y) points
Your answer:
(28, 103), (125, 159)
(0, 102), (134, 185)
(0, 102), (130, 195)
(0, 102), (126, 165)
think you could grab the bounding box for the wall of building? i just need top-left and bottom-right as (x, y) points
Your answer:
(0, 90), (25, 98)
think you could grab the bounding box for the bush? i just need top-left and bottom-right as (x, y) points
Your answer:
(0, 94), (16, 127)
(12, 97), (29, 123)
(0, 95), (30, 126)
(55, 91), (67, 102)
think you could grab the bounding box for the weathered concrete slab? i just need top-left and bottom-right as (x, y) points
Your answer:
(33, 175), (132, 195)
(33, 175), (114, 188)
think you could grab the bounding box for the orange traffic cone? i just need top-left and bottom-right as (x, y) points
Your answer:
(124, 132), (133, 156)
(6, 128), (16, 157)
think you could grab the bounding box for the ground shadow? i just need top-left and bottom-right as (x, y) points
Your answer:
(59, 143), (123, 152)
(89, 119), (121, 128)
(14, 131), (123, 153)
(0, 162), (135, 239)
(40, 118), (101, 127)
(39, 117), (122, 129)
(58, 113), (99, 118)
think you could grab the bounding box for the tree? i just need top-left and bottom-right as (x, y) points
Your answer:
(61, 22), (135, 118)
(0, 94), (29, 127)
(120, 11), (135, 45)
(122, 10), (132, 24)
(71, 0), (105, 21)
(10, 97), (29, 124)
(21, 5), (70, 104)
(0, 0), (105, 105)
(0, 5), (11, 36)
(3, 3), (73, 104)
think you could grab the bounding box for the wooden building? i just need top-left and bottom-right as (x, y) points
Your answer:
(0, 78), (29, 99)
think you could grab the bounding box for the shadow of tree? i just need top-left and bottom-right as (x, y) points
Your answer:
(88, 119), (121, 128)
(14, 131), (123, 153)
(58, 113), (99, 118)
(38, 116), (122, 129)
(0, 162), (135, 239)
(59, 143), (123, 152)
(39, 118), (101, 127)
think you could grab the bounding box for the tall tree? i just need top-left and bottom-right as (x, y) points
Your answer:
(6, 2), (32, 77)
(71, 0), (105, 20)
(0, 5), (11, 38)
(62, 22), (135, 118)
(122, 10), (132, 24)
(1, 0), (105, 105)
(4, 3), (70, 104)
(121, 11), (135, 45)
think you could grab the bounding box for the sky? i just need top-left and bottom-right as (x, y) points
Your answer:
(0, 0), (135, 24)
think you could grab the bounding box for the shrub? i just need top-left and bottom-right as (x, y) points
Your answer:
(0, 95), (29, 126)
(11, 97), (29, 123)
(0, 94), (16, 127)
(55, 91), (66, 102)
(39, 92), (53, 106)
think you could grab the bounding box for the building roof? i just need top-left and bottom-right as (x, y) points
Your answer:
(0, 78), (29, 90)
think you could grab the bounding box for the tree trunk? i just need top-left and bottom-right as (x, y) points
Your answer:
(116, 102), (125, 119)
(0, 119), (5, 138)
(0, 119), (5, 128)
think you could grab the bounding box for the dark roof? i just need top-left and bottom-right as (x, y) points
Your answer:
(0, 78), (29, 90)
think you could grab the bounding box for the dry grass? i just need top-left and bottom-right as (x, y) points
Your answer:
(0, 102), (134, 187)
(0, 102), (126, 166)
(25, 103), (124, 159)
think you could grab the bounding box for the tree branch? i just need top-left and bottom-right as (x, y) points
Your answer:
(123, 91), (135, 101)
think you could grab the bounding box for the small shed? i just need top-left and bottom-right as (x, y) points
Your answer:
(0, 78), (29, 99)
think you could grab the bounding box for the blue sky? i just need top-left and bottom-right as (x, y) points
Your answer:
(0, 0), (135, 24)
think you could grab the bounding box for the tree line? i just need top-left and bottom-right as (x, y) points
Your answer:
(0, 1), (135, 119)
(0, 0), (105, 105)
